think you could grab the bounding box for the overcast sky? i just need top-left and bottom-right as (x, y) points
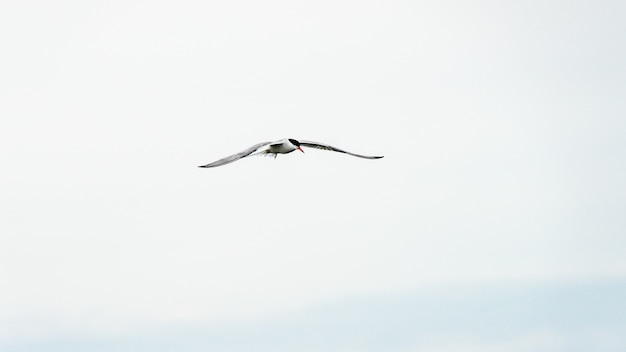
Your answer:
(1, 0), (625, 350)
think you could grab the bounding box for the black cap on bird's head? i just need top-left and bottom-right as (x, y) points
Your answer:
(288, 138), (304, 153)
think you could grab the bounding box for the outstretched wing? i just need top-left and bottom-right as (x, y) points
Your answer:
(299, 140), (384, 159)
(198, 141), (272, 168)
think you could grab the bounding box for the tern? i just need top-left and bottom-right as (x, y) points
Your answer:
(198, 138), (383, 168)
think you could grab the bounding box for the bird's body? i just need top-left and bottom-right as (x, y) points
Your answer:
(199, 138), (383, 168)
(266, 139), (300, 154)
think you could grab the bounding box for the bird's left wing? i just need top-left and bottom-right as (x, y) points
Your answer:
(198, 141), (272, 168)
(299, 140), (384, 159)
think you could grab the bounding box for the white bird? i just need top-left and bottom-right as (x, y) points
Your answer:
(198, 138), (383, 168)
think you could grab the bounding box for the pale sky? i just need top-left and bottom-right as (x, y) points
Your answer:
(1, 0), (625, 350)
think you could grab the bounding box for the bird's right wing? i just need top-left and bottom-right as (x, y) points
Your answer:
(198, 141), (272, 168)
(299, 140), (384, 159)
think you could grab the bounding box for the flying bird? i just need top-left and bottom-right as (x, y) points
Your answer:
(198, 138), (383, 168)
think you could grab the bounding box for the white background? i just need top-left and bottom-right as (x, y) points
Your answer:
(1, 0), (625, 349)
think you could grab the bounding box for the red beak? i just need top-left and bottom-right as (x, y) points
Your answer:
(297, 147), (304, 153)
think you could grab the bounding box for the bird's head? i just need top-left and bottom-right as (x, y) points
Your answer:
(289, 138), (304, 153)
